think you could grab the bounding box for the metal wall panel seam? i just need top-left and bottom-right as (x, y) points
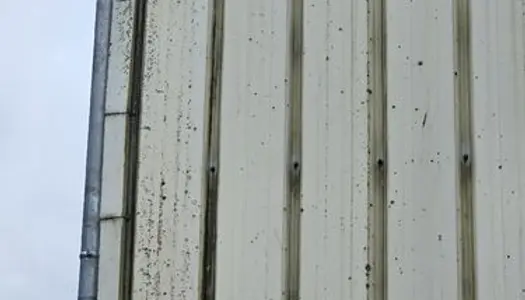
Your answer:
(452, 0), (476, 299)
(386, 0), (459, 299)
(366, 0), (387, 298)
(284, 0), (303, 299)
(470, 0), (525, 299)
(300, 0), (369, 299)
(214, 0), (289, 298)
(120, 0), (147, 298)
(200, 0), (224, 298)
(131, 0), (212, 298)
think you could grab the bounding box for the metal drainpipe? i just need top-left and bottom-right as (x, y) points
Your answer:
(77, 1), (113, 300)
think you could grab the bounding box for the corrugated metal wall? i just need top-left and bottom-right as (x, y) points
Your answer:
(97, 0), (525, 299)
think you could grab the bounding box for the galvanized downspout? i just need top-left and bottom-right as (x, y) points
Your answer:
(77, 1), (113, 300)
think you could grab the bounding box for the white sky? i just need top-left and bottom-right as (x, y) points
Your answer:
(0, 2), (95, 298)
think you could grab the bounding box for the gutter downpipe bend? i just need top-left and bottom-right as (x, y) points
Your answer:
(77, 1), (113, 300)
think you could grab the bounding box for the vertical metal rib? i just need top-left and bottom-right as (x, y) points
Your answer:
(120, 0), (147, 298)
(367, 0), (387, 299)
(284, 0), (303, 299)
(77, 1), (112, 299)
(200, 0), (225, 298)
(453, 0), (477, 299)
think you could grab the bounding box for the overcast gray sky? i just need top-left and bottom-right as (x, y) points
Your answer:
(0, 2), (95, 298)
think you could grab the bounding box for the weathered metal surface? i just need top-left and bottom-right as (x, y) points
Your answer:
(131, 0), (211, 299)
(99, 116), (128, 300)
(92, 0), (525, 299)
(386, 1), (459, 299)
(104, 0), (135, 115)
(300, 0), (368, 299)
(470, 1), (525, 299)
(97, 1), (135, 300)
(214, 0), (288, 299)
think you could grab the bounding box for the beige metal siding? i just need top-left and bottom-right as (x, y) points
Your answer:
(131, 0), (211, 299)
(386, 1), (459, 299)
(215, 0), (288, 299)
(300, 0), (368, 299)
(96, 0), (525, 299)
(471, 1), (525, 299)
